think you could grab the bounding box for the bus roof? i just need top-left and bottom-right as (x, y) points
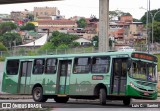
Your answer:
(5, 51), (157, 61)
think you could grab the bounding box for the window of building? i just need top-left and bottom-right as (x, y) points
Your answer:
(73, 57), (91, 74)
(6, 59), (19, 75)
(33, 59), (45, 74)
(91, 56), (110, 73)
(45, 58), (57, 74)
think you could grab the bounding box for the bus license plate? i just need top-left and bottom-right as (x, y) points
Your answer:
(144, 92), (149, 95)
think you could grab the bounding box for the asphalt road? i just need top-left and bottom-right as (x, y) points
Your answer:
(0, 98), (160, 110)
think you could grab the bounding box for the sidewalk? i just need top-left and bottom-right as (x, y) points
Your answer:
(132, 97), (160, 103)
(0, 95), (32, 99)
(0, 94), (160, 102)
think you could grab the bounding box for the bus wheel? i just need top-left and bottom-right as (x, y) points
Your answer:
(123, 98), (131, 106)
(99, 88), (106, 105)
(54, 97), (69, 103)
(32, 87), (47, 102)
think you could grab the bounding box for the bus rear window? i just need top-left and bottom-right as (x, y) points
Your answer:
(6, 59), (19, 75)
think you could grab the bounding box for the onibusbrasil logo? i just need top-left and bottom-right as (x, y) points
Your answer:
(1, 103), (42, 109)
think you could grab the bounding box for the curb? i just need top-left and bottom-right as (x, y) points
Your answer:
(0, 95), (32, 100)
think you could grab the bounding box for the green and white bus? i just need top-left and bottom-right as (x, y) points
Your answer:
(1, 51), (158, 105)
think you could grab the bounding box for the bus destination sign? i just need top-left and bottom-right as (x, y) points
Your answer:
(132, 53), (157, 62)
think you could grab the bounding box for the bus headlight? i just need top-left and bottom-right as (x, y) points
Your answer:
(130, 82), (135, 87)
(130, 82), (138, 90)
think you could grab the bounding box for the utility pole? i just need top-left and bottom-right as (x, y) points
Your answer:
(99, 0), (109, 52)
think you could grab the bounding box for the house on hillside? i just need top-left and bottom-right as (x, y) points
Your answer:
(74, 38), (91, 46)
(13, 34), (48, 51)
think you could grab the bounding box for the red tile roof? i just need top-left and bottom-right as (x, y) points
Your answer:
(37, 20), (76, 24)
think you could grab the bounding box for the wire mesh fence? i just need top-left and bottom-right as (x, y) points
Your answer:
(0, 45), (159, 58)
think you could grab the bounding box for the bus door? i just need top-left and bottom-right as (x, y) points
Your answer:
(18, 61), (33, 94)
(111, 58), (128, 95)
(56, 59), (72, 95)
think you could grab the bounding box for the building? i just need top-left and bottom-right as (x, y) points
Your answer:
(10, 11), (24, 21)
(10, 10), (33, 23)
(34, 7), (60, 18)
(74, 38), (91, 46)
(0, 14), (10, 19)
(37, 19), (77, 32)
(120, 16), (133, 23)
(108, 15), (145, 50)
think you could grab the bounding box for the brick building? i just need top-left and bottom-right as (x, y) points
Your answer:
(37, 19), (77, 31)
(34, 7), (60, 18)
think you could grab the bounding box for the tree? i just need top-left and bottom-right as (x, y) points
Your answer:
(148, 21), (160, 43)
(0, 22), (17, 34)
(40, 31), (79, 50)
(77, 18), (87, 28)
(0, 42), (7, 51)
(109, 10), (132, 20)
(50, 31), (78, 47)
(140, 9), (160, 24)
(92, 35), (98, 47)
(20, 23), (35, 31)
(133, 18), (140, 22)
(26, 14), (34, 21)
(0, 32), (22, 48)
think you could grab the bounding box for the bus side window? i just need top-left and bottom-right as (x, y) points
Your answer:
(33, 59), (45, 74)
(91, 56), (110, 73)
(6, 59), (19, 75)
(45, 58), (57, 74)
(73, 57), (90, 74)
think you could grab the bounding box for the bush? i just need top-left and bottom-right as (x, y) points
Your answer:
(0, 56), (5, 61)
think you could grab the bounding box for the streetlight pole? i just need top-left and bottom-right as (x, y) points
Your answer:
(139, 0), (149, 53)
(148, 0), (150, 54)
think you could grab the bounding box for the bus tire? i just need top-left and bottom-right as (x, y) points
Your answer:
(32, 87), (47, 102)
(123, 98), (131, 106)
(99, 88), (106, 105)
(54, 97), (69, 103)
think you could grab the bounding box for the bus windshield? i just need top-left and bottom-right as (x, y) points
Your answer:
(129, 60), (157, 82)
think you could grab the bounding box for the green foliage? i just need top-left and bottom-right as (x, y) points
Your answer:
(0, 56), (5, 61)
(133, 18), (140, 22)
(17, 48), (26, 55)
(92, 35), (98, 47)
(27, 50), (37, 56)
(0, 42), (7, 51)
(148, 21), (160, 43)
(20, 23), (35, 31)
(0, 22), (17, 34)
(140, 9), (160, 24)
(39, 31), (79, 50)
(50, 31), (78, 47)
(26, 14), (34, 21)
(38, 42), (55, 51)
(0, 32), (22, 48)
(154, 54), (160, 72)
(77, 18), (87, 28)
(69, 42), (80, 48)
(57, 44), (69, 49)
(109, 10), (132, 20)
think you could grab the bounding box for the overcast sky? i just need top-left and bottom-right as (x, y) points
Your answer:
(0, 0), (159, 19)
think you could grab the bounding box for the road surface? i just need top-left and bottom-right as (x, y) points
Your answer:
(0, 98), (159, 110)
